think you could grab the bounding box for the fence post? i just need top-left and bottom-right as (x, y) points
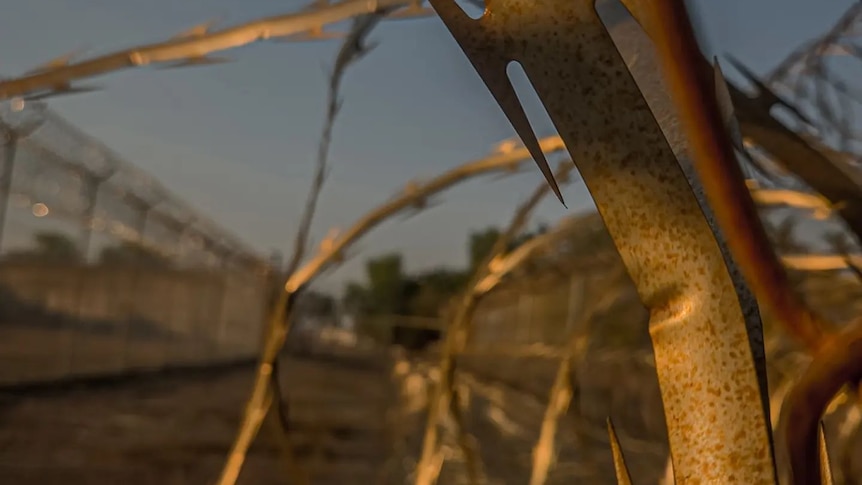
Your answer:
(117, 269), (134, 372)
(63, 265), (88, 378)
(0, 131), (17, 253)
(79, 172), (107, 260)
(122, 205), (154, 369)
(214, 273), (231, 360)
(518, 290), (532, 344)
(564, 274), (589, 337)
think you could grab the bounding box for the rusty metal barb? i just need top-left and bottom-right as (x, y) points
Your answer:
(415, 161), (575, 485)
(635, 3), (862, 484)
(429, 0), (777, 482)
(607, 419), (634, 485)
(0, 0), (423, 101)
(727, 69), (862, 247)
(427, 0), (565, 204)
(216, 136), (563, 485)
(284, 136), (565, 293)
(249, 14), (385, 485)
(784, 323), (862, 485)
(627, 0), (832, 353)
(819, 422), (835, 485)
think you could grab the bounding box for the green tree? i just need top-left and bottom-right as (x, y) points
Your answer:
(343, 281), (370, 314)
(468, 225), (548, 273)
(6, 231), (82, 263)
(405, 268), (469, 317)
(295, 289), (337, 324)
(98, 241), (172, 267)
(764, 215), (806, 254)
(469, 227), (501, 272)
(365, 253), (407, 314)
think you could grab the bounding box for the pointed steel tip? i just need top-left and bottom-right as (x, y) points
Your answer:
(722, 54), (754, 79)
(606, 416), (617, 437)
(549, 180), (566, 207)
(542, 173), (566, 206)
(533, 158), (566, 206)
(819, 421), (835, 485)
(606, 418), (634, 485)
(712, 56), (726, 77)
(22, 85), (101, 102)
(723, 54), (765, 88)
(723, 53), (743, 68)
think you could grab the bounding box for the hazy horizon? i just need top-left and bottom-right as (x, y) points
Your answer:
(0, 0), (853, 294)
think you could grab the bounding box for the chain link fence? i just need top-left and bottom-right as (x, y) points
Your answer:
(410, 215), (862, 484)
(0, 100), (273, 386)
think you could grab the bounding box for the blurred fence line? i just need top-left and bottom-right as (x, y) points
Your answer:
(383, 255), (670, 483)
(0, 100), (272, 386)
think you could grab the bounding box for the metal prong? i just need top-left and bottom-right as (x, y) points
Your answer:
(22, 84), (101, 101)
(724, 55), (814, 127)
(274, 25), (348, 43)
(428, 0), (566, 206)
(158, 56), (231, 69)
(24, 48), (88, 75)
(712, 57), (773, 178)
(172, 20), (220, 40)
(607, 418), (634, 485)
(819, 421), (834, 485)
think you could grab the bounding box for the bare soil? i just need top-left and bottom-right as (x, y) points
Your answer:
(0, 350), (396, 485)
(0, 346), (674, 485)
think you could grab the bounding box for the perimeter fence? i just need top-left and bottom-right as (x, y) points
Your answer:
(0, 100), (272, 385)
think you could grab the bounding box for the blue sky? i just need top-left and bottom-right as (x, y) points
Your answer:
(0, 0), (854, 293)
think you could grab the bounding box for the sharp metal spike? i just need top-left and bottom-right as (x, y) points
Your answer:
(274, 25), (347, 43)
(415, 200), (443, 218)
(387, 1), (437, 20)
(713, 58), (743, 150)
(428, 0), (565, 206)
(24, 48), (88, 75)
(723, 55), (768, 94)
(361, 39), (381, 58)
(607, 418), (634, 485)
(158, 56), (231, 69)
(819, 421), (835, 485)
(724, 54), (814, 127)
(22, 84), (101, 101)
(331, 97), (345, 118)
(300, 0), (331, 11)
(399, 209), (422, 222)
(712, 57), (771, 177)
(172, 20), (219, 40)
(309, 24), (344, 39)
(399, 198), (443, 221)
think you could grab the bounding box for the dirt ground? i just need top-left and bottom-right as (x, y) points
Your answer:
(0, 345), (673, 485)
(0, 350), (397, 485)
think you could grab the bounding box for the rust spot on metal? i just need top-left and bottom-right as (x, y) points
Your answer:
(607, 418), (634, 485)
(429, 0), (777, 482)
(819, 422), (834, 485)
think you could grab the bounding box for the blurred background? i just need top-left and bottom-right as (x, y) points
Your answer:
(1, 0), (862, 484)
